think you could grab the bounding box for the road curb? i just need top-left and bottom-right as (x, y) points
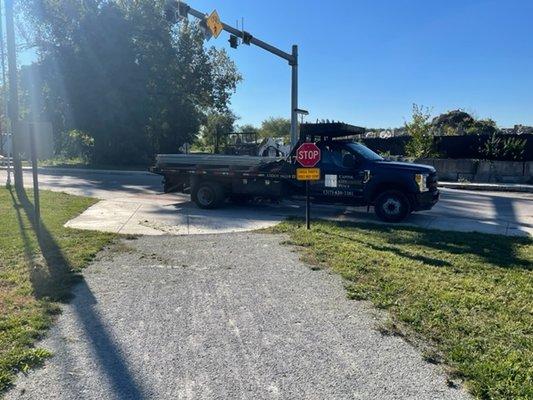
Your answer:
(439, 182), (533, 193)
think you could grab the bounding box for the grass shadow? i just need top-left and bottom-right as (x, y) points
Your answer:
(11, 187), (146, 399)
(315, 219), (532, 271)
(319, 226), (452, 268)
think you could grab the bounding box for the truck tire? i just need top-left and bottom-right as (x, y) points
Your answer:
(374, 190), (411, 222)
(192, 181), (225, 209)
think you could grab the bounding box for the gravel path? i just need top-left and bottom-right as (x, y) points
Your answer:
(6, 233), (470, 400)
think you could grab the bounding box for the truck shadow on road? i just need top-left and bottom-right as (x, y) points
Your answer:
(10, 188), (146, 399)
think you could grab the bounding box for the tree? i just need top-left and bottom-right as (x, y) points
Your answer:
(259, 117), (290, 139)
(198, 110), (237, 152)
(236, 124), (259, 134)
(17, 0), (242, 165)
(431, 110), (498, 136)
(405, 104), (437, 159)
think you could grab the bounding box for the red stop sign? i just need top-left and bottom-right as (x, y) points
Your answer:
(296, 143), (321, 167)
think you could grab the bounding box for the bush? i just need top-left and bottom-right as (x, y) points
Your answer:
(480, 133), (503, 160)
(60, 130), (94, 161)
(480, 134), (527, 161)
(405, 104), (438, 158)
(502, 136), (527, 161)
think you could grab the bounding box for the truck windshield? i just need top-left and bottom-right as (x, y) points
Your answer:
(346, 142), (383, 161)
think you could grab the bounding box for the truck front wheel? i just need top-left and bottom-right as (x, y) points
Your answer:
(374, 190), (411, 222)
(192, 181), (225, 209)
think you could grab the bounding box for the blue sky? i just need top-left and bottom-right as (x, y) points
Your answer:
(20, 0), (533, 128)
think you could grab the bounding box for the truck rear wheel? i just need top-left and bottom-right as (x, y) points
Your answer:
(374, 190), (411, 222)
(192, 181), (225, 209)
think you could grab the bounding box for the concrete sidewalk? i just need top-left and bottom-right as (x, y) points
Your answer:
(65, 193), (533, 237)
(6, 234), (471, 400)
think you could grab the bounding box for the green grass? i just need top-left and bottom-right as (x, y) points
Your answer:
(0, 187), (115, 393)
(272, 219), (532, 400)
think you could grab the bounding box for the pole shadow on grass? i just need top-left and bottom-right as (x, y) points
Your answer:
(323, 220), (531, 270)
(321, 226), (453, 268)
(11, 187), (146, 399)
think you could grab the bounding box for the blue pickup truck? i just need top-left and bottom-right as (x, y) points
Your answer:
(153, 123), (439, 222)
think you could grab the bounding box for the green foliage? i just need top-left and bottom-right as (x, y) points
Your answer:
(0, 188), (115, 392)
(60, 130), (94, 161)
(18, 0), (242, 165)
(442, 125), (458, 136)
(229, 117), (290, 140)
(480, 134), (527, 161)
(405, 104), (437, 158)
(480, 133), (503, 160)
(236, 124), (259, 134)
(471, 118), (498, 136)
(431, 110), (498, 136)
(502, 136), (527, 161)
(259, 117), (291, 139)
(272, 220), (533, 400)
(197, 111), (237, 152)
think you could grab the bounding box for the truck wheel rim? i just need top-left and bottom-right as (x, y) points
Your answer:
(383, 198), (401, 215)
(197, 187), (214, 206)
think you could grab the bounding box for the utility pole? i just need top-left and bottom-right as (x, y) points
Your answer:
(5, 0), (22, 191)
(166, 2), (300, 149)
(0, 0), (11, 187)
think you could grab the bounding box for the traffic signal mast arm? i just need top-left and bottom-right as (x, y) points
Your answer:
(173, 2), (296, 65)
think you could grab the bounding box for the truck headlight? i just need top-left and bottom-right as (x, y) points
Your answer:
(415, 173), (429, 192)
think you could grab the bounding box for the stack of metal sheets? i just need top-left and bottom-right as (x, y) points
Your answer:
(156, 154), (282, 168)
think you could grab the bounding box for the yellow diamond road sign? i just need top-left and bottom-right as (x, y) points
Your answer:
(206, 10), (223, 38)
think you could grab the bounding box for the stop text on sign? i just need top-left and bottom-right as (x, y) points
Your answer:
(296, 142), (321, 167)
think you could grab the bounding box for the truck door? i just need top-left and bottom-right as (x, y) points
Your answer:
(310, 143), (366, 205)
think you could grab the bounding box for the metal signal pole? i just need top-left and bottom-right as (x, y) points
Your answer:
(291, 45), (298, 150)
(5, 0), (22, 191)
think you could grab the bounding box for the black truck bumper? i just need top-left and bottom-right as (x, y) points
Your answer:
(413, 189), (440, 211)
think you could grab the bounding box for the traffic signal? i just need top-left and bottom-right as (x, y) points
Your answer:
(242, 31), (253, 45)
(164, 1), (189, 22)
(229, 34), (239, 49)
(176, 2), (190, 19)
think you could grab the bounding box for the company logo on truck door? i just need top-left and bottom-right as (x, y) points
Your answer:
(296, 143), (321, 167)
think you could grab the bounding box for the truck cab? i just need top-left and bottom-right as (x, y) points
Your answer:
(297, 139), (439, 222)
(278, 122), (439, 222)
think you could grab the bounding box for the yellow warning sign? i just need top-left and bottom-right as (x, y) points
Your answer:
(206, 10), (223, 38)
(296, 168), (321, 181)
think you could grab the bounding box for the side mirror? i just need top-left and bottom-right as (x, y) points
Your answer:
(342, 154), (356, 169)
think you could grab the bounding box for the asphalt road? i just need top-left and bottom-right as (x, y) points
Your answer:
(6, 234), (470, 400)
(1, 168), (532, 236)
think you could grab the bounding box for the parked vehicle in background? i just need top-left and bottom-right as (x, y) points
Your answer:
(152, 123), (439, 222)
